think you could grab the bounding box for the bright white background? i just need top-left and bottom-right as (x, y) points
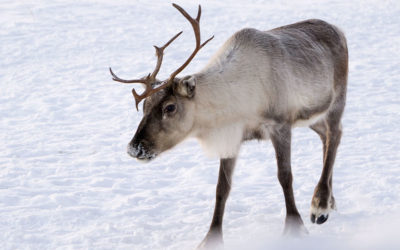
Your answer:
(1, 0), (399, 249)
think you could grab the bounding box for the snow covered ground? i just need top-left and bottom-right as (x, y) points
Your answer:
(1, 0), (400, 249)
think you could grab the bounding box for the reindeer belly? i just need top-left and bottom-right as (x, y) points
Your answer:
(291, 91), (333, 127)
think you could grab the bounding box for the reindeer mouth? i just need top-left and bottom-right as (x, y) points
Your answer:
(127, 143), (157, 162)
(136, 153), (156, 162)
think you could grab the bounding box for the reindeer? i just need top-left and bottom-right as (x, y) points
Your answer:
(110, 3), (348, 249)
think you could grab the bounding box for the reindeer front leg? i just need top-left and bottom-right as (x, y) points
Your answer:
(270, 124), (307, 236)
(198, 158), (236, 249)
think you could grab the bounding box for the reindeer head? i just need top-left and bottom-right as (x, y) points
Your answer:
(110, 4), (213, 161)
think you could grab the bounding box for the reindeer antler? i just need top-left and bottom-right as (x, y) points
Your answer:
(110, 3), (214, 110)
(167, 4), (214, 82)
(109, 31), (182, 110)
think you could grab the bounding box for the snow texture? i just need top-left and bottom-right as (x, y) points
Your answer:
(1, 0), (400, 249)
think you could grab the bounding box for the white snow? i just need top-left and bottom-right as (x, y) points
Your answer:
(1, 0), (400, 249)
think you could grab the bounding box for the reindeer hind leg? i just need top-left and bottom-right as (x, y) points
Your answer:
(309, 95), (345, 224)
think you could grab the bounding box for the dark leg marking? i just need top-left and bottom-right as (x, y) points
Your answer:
(270, 123), (306, 235)
(198, 158), (236, 249)
(310, 102), (344, 224)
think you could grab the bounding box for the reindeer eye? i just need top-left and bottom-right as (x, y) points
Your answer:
(164, 104), (176, 114)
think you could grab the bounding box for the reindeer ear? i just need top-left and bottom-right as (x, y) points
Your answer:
(174, 75), (196, 98)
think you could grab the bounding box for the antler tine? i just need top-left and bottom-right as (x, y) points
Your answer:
(168, 3), (214, 83)
(161, 31), (184, 50)
(130, 73), (151, 111)
(196, 5), (201, 22)
(150, 31), (183, 80)
(109, 67), (148, 84)
(172, 4), (201, 47)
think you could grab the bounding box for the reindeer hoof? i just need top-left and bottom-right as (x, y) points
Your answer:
(310, 186), (335, 225)
(311, 213), (329, 224)
(310, 197), (335, 224)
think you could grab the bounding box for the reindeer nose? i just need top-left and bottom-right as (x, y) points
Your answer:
(127, 139), (157, 161)
(127, 142), (143, 158)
